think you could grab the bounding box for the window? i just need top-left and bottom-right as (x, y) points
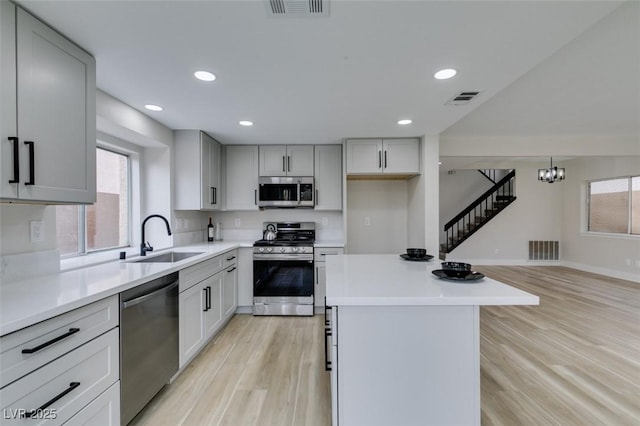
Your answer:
(57, 147), (131, 256)
(588, 176), (639, 235)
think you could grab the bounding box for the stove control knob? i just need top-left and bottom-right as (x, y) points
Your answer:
(298, 247), (305, 253)
(279, 247), (286, 253)
(292, 247), (298, 252)
(266, 247), (273, 253)
(258, 247), (264, 252)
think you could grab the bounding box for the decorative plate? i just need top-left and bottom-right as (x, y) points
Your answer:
(400, 254), (434, 262)
(432, 269), (485, 281)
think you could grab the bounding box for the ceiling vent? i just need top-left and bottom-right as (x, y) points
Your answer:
(266, 0), (329, 17)
(445, 91), (481, 106)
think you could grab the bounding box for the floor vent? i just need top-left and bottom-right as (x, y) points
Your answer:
(445, 91), (481, 106)
(528, 240), (560, 260)
(267, 0), (329, 17)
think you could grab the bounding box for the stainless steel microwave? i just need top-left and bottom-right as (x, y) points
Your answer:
(258, 177), (314, 208)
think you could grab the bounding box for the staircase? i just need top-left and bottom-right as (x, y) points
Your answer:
(440, 170), (516, 259)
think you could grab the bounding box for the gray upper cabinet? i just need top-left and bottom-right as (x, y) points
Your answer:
(345, 138), (420, 176)
(259, 145), (314, 176)
(224, 145), (259, 211)
(174, 130), (222, 211)
(314, 145), (342, 210)
(1, 3), (96, 203)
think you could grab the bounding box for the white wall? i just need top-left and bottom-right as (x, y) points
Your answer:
(562, 156), (640, 281)
(211, 209), (343, 242)
(347, 180), (409, 254)
(447, 166), (563, 263)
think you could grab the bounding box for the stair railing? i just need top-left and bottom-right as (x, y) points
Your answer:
(443, 170), (516, 253)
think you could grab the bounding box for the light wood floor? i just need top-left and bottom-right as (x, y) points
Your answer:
(131, 266), (640, 426)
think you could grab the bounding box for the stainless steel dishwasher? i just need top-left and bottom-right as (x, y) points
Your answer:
(120, 272), (179, 425)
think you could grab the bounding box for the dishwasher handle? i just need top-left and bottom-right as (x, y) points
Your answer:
(122, 281), (179, 309)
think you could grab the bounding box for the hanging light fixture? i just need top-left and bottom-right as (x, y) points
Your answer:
(538, 157), (565, 183)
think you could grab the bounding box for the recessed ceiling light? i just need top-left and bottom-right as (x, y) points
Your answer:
(239, 120), (254, 126)
(397, 119), (412, 125)
(144, 104), (163, 111)
(194, 71), (216, 82)
(434, 68), (457, 80)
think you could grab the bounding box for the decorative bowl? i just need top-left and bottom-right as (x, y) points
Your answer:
(441, 261), (471, 271)
(406, 248), (427, 258)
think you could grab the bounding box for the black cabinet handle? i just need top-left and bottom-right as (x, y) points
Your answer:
(324, 327), (332, 371)
(227, 267), (236, 273)
(315, 189), (318, 204)
(203, 288), (209, 311)
(254, 189), (257, 205)
(282, 156), (285, 172)
(24, 141), (35, 185)
(21, 328), (80, 354)
(287, 155), (291, 172)
(226, 256), (236, 261)
(214, 187), (217, 204)
(23, 382), (80, 417)
(384, 151), (388, 169)
(207, 286), (212, 310)
(8, 137), (19, 183)
(378, 150), (382, 169)
(324, 300), (331, 327)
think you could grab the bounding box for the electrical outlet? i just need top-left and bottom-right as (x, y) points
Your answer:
(625, 258), (631, 266)
(494, 248), (500, 255)
(322, 217), (328, 226)
(363, 216), (371, 226)
(30, 221), (44, 242)
(234, 218), (241, 227)
(635, 259), (640, 269)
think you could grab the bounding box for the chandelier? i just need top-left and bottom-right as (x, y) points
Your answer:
(538, 157), (565, 183)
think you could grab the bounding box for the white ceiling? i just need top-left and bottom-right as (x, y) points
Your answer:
(16, 0), (635, 146)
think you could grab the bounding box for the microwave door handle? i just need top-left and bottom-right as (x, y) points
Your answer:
(297, 181), (301, 204)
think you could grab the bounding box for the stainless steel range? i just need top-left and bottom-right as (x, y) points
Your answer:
(253, 222), (315, 316)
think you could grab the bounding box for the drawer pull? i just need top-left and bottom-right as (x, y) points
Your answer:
(24, 382), (80, 418)
(21, 328), (80, 354)
(226, 267), (236, 273)
(226, 256), (236, 261)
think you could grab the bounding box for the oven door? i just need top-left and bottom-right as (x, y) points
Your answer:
(253, 253), (314, 315)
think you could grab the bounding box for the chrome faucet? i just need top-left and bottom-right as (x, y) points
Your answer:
(140, 214), (172, 256)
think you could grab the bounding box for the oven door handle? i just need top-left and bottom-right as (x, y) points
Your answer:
(297, 180), (301, 205)
(253, 254), (313, 261)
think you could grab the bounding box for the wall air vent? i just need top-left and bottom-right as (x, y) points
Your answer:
(445, 91), (481, 106)
(267, 0), (329, 17)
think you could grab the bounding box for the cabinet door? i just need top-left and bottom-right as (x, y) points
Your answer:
(314, 145), (342, 210)
(15, 8), (96, 203)
(64, 381), (120, 426)
(382, 138), (420, 175)
(225, 145), (259, 210)
(259, 145), (287, 176)
(203, 272), (223, 338)
(0, 1), (18, 199)
(206, 133), (221, 210)
(286, 145), (314, 176)
(345, 139), (383, 174)
(179, 282), (206, 367)
(222, 264), (237, 318)
(314, 262), (326, 307)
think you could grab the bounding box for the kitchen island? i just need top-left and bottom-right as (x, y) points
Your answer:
(325, 254), (539, 426)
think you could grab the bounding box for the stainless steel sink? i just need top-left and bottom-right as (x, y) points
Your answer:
(133, 251), (203, 263)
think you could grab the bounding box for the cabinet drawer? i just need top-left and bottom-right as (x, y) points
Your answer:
(0, 328), (119, 425)
(314, 247), (344, 262)
(63, 381), (120, 426)
(223, 250), (237, 269)
(179, 255), (223, 292)
(1, 296), (118, 387)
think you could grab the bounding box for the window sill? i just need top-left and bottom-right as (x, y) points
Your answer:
(60, 247), (139, 272)
(579, 232), (639, 240)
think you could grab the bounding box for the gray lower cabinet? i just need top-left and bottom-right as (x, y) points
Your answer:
(178, 250), (237, 368)
(314, 247), (344, 308)
(0, 296), (120, 425)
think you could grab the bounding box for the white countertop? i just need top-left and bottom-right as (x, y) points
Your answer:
(314, 241), (345, 248)
(325, 254), (539, 306)
(0, 242), (253, 336)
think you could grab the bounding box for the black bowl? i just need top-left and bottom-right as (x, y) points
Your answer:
(441, 269), (473, 279)
(406, 248), (427, 258)
(441, 261), (471, 271)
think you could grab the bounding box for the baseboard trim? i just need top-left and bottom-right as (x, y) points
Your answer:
(560, 261), (640, 284)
